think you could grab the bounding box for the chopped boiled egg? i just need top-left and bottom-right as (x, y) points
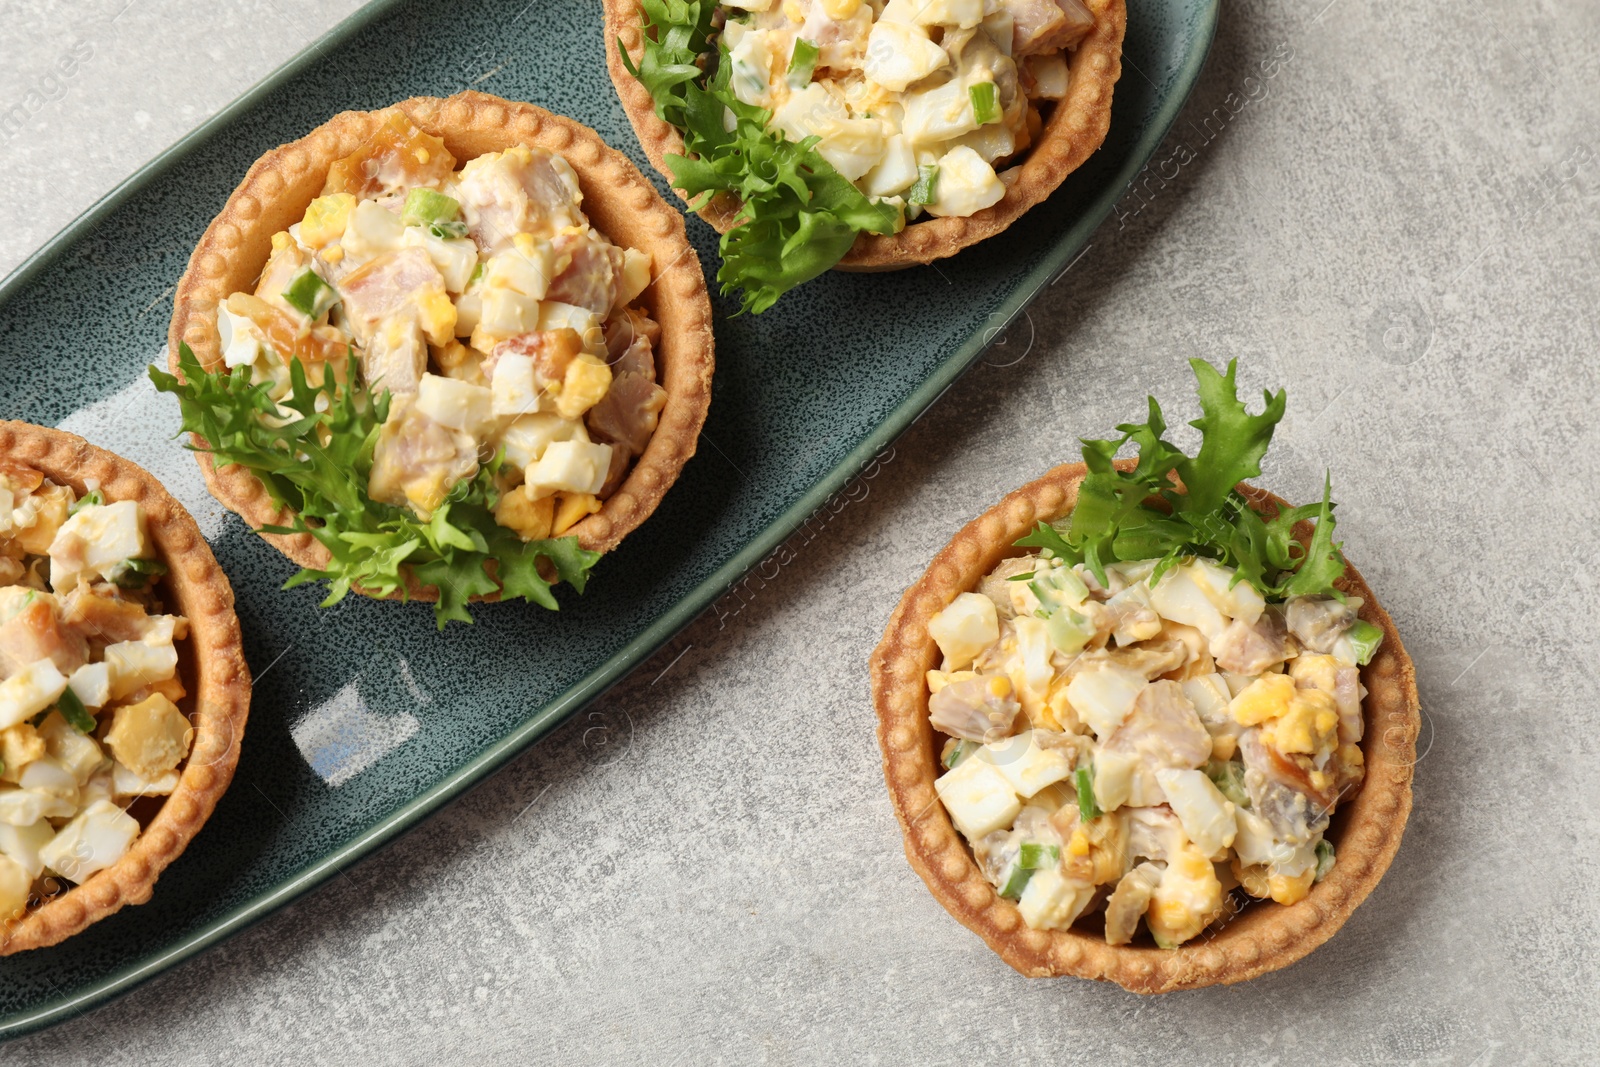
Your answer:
(1016, 868), (1096, 930)
(104, 640), (179, 701)
(104, 694), (193, 779)
(416, 373), (496, 439)
(524, 440), (613, 498)
(38, 800), (140, 884)
(48, 500), (149, 590)
(983, 730), (1074, 797)
(1065, 665), (1147, 738)
(0, 659), (69, 730)
(1154, 768), (1237, 857)
(928, 592), (999, 672)
(935, 755), (1022, 839)
(923, 146), (1005, 218)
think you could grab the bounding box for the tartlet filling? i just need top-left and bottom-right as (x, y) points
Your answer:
(720, 0), (1094, 219)
(0, 463), (192, 922)
(929, 553), (1383, 946)
(217, 115), (668, 541)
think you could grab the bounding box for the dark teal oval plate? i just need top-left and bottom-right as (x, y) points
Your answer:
(0, 0), (1216, 1037)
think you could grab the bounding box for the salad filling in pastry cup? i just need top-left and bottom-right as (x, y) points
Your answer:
(0, 422), (250, 953)
(869, 361), (1420, 991)
(605, 0), (1126, 311)
(160, 92), (715, 627)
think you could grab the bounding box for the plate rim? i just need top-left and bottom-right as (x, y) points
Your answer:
(0, 0), (1220, 1038)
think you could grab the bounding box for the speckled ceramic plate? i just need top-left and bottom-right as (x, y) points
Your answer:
(0, 0), (1216, 1038)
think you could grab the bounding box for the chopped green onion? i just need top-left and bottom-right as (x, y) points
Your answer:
(1346, 619), (1384, 665)
(1045, 608), (1096, 655)
(1205, 760), (1250, 808)
(281, 269), (340, 319)
(108, 556), (169, 590)
(969, 81), (1001, 125)
(907, 164), (939, 206)
(427, 220), (470, 240)
(468, 262), (486, 288)
(1075, 767), (1101, 821)
(400, 187), (461, 228)
(1314, 839), (1336, 882)
(941, 738), (980, 770)
(69, 489), (103, 516)
(1030, 566), (1089, 611)
(1005, 572), (1036, 582)
(1019, 843), (1059, 870)
(55, 689), (96, 734)
(998, 860), (1035, 900)
(787, 38), (819, 87)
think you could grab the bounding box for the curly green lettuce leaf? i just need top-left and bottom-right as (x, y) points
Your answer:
(622, 0), (902, 313)
(150, 344), (600, 628)
(1015, 359), (1347, 601)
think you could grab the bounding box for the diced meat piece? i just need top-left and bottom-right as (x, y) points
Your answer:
(1333, 667), (1364, 743)
(224, 293), (349, 370)
(928, 674), (1020, 743)
(457, 146), (585, 252)
(1211, 610), (1290, 674)
(1068, 640), (1188, 681)
(596, 442), (632, 498)
(546, 233), (621, 315)
(487, 329), (582, 388)
(361, 320), (428, 396)
(1104, 862), (1163, 946)
(978, 556), (1037, 621)
(1285, 595), (1358, 653)
(339, 248), (448, 346)
(60, 586), (150, 646)
(1004, 0), (1094, 56)
(603, 309), (661, 377)
(585, 374), (666, 458)
(0, 597), (88, 678)
(322, 112), (457, 198)
(1101, 681), (1212, 804)
(254, 239), (313, 318)
(1125, 805), (1184, 864)
(1239, 729), (1333, 840)
(368, 398), (480, 517)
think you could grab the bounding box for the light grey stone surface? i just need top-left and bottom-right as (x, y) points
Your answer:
(4, 0), (1599, 1063)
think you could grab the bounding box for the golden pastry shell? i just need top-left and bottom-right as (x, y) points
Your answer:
(0, 422), (251, 954)
(869, 462), (1421, 991)
(167, 92), (716, 595)
(602, 0), (1127, 270)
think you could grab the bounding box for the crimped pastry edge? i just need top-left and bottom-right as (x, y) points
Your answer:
(602, 0), (1126, 271)
(167, 91), (716, 600)
(0, 421), (252, 954)
(868, 461), (1421, 991)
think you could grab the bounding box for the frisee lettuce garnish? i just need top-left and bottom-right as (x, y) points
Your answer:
(149, 344), (600, 629)
(1016, 358), (1347, 601)
(621, 0), (903, 313)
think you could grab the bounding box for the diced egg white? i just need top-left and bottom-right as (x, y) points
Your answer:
(112, 760), (181, 799)
(48, 501), (149, 590)
(0, 789), (75, 826)
(0, 820), (54, 880)
(1154, 768), (1237, 857)
(983, 731), (1073, 797)
(928, 592), (999, 671)
(218, 305), (265, 370)
(340, 200), (406, 261)
(401, 227), (479, 293)
(934, 755), (1021, 839)
(1065, 665), (1147, 739)
(862, 134), (919, 197)
(68, 662), (112, 709)
(1148, 567), (1228, 640)
(923, 146), (1005, 217)
(0, 853), (27, 921)
(498, 413), (590, 471)
(0, 659), (69, 730)
(863, 20), (949, 92)
(104, 640), (178, 701)
(417, 373), (496, 438)
(1017, 868), (1095, 930)
(524, 440), (613, 498)
(1025, 52), (1071, 99)
(39, 800), (140, 884)
(483, 241), (554, 300)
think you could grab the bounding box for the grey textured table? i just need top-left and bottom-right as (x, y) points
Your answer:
(4, 0), (1598, 1063)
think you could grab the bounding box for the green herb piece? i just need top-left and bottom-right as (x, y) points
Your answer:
(150, 344), (600, 628)
(108, 556), (169, 590)
(969, 81), (1000, 125)
(468, 262), (486, 288)
(1345, 619), (1384, 665)
(55, 689), (96, 734)
(1314, 839), (1336, 882)
(1029, 566), (1089, 613)
(1019, 843), (1059, 870)
(941, 738), (980, 770)
(429, 220), (470, 240)
(281, 269), (340, 319)
(786, 37), (819, 86)
(1205, 759), (1250, 808)
(998, 860), (1035, 900)
(622, 0), (902, 313)
(1005, 571), (1036, 582)
(401, 187), (462, 228)
(1014, 359), (1348, 601)
(1075, 766), (1101, 820)
(69, 489), (103, 515)
(1045, 608), (1096, 655)
(907, 164), (939, 206)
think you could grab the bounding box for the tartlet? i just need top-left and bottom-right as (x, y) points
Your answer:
(166, 92), (714, 619)
(869, 369), (1420, 991)
(0, 422), (250, 954)
(603, 0), (1126, 272)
